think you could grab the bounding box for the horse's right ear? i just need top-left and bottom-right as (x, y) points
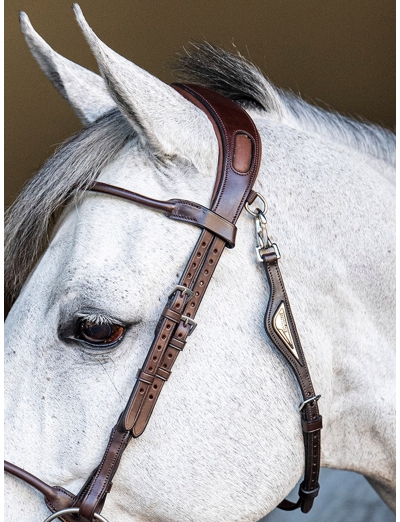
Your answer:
(19, 12), (116, 125)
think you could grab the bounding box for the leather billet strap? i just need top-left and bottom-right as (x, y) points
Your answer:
(262, 247), (322, 513)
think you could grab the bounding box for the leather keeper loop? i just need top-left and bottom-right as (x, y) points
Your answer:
(155, 367), (171, 381)
(136, 369), (154, 385)
(169, 337), (186, 351)
(301, 416), (323, 433)
(262, 250), (279, 264)
(298, 483), (320, 500)
(162, 307), (182, 323)
(169, 200), (237, 248)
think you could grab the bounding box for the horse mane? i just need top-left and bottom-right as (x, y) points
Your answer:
(173, 43), (395, 168)
(5, 43), (395, 304)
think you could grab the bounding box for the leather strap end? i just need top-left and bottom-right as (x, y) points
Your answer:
(277, 498), (301, 511)
(298, 483), (320, 513)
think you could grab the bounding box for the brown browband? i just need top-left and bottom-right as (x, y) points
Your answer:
(4, 84), (322, 520)
(90, 181), (238, 248)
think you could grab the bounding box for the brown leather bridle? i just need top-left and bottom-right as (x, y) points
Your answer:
(5, 84), (322, 521)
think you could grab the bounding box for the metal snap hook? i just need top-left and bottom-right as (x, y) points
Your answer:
(43, 507), (110, 522)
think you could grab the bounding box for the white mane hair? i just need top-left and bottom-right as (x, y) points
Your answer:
(5, 43), (394, 304)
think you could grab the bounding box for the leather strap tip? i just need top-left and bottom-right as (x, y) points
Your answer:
(300, 500), (315, 514)
(131, 425), (145, 439)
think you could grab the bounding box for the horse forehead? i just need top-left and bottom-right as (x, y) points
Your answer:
(96, 138), (215, 205)
(54, 194), (199, 316)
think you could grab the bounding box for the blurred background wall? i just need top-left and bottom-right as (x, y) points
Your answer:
(5, 0), (395, 208)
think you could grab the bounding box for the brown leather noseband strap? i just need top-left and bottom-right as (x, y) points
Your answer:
(4, 84), (322, 520)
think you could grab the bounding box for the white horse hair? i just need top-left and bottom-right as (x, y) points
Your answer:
(5, 4), (395, 521)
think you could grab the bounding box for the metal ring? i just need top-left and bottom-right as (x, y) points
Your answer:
(245, 192), (268, 216)
(43, 507), (110, 522)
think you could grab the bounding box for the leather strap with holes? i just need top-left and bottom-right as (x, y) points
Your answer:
(4, 83), (322, 520)
(262, 247), (322, 513)
(74, 84), (262, 521)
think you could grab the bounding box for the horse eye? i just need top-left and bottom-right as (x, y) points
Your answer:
(77, 319), (124, 346)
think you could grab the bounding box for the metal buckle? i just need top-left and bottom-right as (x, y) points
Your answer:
(181, 315), (197, 336)
(299, 394), (321, 412)
(245, 192), (268, 216)
(168, 285), (194, 300)
(43, 507), (109, 522)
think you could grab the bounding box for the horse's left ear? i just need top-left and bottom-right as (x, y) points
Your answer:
(20, 12), (117, 125)
(73, 4), (217, 174)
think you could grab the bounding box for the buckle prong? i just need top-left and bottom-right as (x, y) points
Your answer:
(299, 394), (321, 412)
(181, 315), (197, 335)
(168, 285), (194, 300)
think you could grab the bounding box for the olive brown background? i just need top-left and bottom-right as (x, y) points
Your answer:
(5, 0), (395, 209)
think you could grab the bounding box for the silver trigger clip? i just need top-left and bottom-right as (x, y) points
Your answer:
(254, 209), (280, 263)
(245, 192), (280, 263)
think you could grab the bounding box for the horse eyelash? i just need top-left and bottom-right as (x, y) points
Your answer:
(74, 312), (124, 326)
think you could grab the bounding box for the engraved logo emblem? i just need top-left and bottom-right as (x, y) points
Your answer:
(273, 302), (299, 360)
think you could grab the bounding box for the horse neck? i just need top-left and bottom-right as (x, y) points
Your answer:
(253, 112), (395, 504)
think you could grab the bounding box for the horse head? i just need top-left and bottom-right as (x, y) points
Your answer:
(5, 5), (395, 521)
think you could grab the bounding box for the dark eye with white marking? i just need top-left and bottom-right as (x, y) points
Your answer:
(72, 318), (125, 349)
